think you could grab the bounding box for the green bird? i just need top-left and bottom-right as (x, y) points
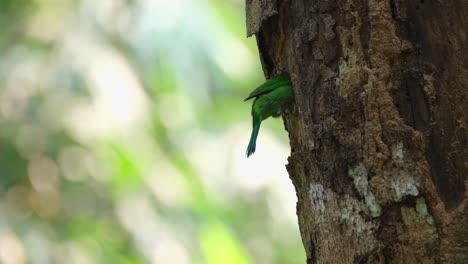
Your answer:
(244, 72), (294, 157)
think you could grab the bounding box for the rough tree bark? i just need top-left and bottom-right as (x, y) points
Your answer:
(246, 0), (467, 263)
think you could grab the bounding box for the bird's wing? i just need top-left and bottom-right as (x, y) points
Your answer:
(244, 73), (291, 101)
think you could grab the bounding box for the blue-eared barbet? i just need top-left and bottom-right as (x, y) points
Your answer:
(244, 72), (293, 157)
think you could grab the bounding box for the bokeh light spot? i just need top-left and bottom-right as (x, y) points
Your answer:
(28, 156), (59, 192)
(0, 233), (27, 264)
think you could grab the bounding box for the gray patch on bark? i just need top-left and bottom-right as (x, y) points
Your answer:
(349, 163), (382, 217)
(309, 183), (327, 213)
(245, 0), (278, 37)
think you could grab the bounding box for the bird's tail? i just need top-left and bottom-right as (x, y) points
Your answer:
(246, 117), (261, 157)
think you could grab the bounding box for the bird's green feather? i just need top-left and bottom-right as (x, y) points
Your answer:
(246, 115), (261, 157)
(244, 72), (291, 101)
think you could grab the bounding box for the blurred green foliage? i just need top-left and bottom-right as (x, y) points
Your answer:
(0, 0), (304, 263)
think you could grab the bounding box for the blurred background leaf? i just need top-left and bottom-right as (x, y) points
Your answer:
(0, 0), (304, 263)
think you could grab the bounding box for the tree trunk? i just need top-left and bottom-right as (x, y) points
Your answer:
(246, 0), (467, 263)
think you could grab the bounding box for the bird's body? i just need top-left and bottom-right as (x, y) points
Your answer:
(244, 72), (293, 157)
